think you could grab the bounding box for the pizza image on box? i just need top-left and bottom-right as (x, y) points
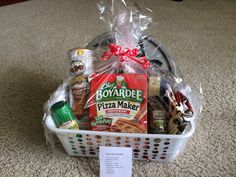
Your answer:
(89, 74), (147, 133)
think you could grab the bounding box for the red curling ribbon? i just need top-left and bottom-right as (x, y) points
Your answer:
(101, 43), (150, 69)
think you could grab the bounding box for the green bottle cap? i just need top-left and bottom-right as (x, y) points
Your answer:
(50, 101), (77, 127)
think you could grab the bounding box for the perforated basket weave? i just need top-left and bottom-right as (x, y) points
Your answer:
(45, 114), (195, 162)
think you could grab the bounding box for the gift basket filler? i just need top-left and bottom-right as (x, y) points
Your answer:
(43, 0), (202, 162)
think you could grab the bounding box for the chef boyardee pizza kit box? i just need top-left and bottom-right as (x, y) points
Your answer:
(89, 74), (147, 133)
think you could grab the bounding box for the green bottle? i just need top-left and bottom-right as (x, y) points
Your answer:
(50, 101), (79, 129)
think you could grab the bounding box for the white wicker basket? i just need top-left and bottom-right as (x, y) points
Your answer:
(45, 113), (195, 162)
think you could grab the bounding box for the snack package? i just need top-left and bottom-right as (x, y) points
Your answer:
(68, 48), (94, 130)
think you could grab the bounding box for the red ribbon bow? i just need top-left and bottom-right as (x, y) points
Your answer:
(101, 43), (150, 69)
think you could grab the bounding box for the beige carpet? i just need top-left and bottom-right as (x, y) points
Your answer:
(0, 0), (235, 176)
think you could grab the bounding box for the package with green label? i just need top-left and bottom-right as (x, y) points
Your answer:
(89, 74), (147, 133)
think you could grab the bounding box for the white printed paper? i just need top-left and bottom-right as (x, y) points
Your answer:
(99, 146), (133, 177)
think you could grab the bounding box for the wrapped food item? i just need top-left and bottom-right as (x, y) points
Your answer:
(68, 48), (94, 129)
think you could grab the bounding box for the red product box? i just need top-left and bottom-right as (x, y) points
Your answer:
(89, 74), (147, 133)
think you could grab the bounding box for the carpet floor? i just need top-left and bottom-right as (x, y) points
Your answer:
(0, 0), (235, 176)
